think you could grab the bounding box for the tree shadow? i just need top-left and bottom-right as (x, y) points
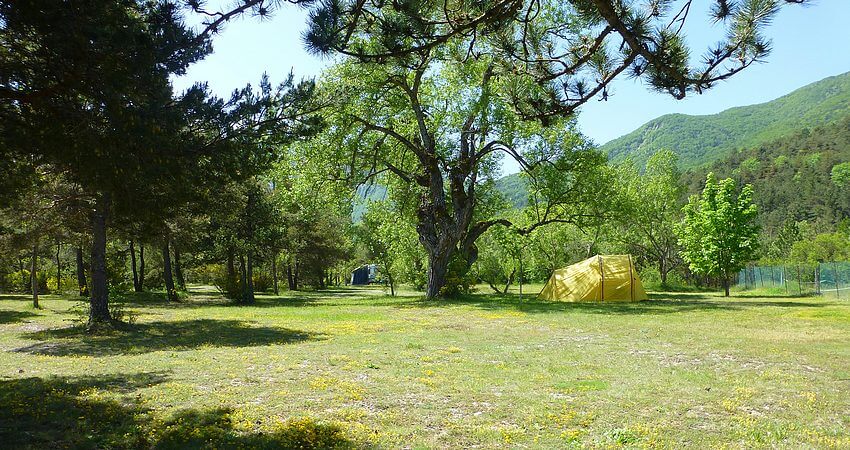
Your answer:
(0, 373), (363, 450)
(393, 291), (827, 315)
(15, 319), (322, 357)
(0, 294), (35, 303)
(246, 288), (390, 308)
(117, 288), (367, 309)
(647, 292), (714, 301)
(730, 291), (820, 299)
(113, 284), (390, 310)
(0, 372), (170, 449)
(0, 309), (38, 324)
(155, 408), (362, 450)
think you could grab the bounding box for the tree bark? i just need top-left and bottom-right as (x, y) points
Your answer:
(424, 252), (451, 298)
(76, 247), (88, 297)
(272, 254), (279, 295)
(138, 243), (145, 291)
(722, 274), (730, 297)
(173, 246), (185, 291)
(238, 254), (250, 303)
(659, 259), (668, 286)
(503, 268), (516, 295)
(130, 240), (140, 292)
(162, 241), (178, 302)
(31, 242), (39, 309)
(89, 192), (112, 325)
(244, 251), (255, 304)
(384, 260), (396, 296)
(318, 268), (326, 289)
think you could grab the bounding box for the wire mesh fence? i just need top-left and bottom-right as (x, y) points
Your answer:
(737, 262), (850, 298)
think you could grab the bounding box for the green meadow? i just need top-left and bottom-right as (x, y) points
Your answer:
(1, 286), (849, 449)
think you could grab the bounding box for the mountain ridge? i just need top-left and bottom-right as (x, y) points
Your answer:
(600, 70), (850, 168)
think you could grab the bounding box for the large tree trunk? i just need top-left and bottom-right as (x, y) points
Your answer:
(287, 262), (294, 290)
(89, 192), (112, 325)
(130, 240), (139, 292)
(722, 274), (730, 297)
(424, 251), (451, 298)
(659, 259), (668, 286)
(55, 241), (61, 294)
(76, 247), (88, 297)
(317, 268), (326, 289)
(243, 251), (255, 304)
(173, 246), (185, 291)
(162, 241), (177, 302)
(238, 254), (249, 303)
(31, 242), (39, 309)
(138, 243), (145, 291)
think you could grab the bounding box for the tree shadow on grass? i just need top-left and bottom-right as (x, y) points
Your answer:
(0, 372), (170, 450)
(0, 309), (39, 324)
(15, 319), (322, 357)
(0, 294), (31, 302)
(155, 408), (362, 450)
(394, 291), (828, 315)
(117, 288), (367, 310)
(646, 292), (715, 301)
(0, 373), (363, 450)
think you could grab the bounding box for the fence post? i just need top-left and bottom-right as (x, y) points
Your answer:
(815, 264), (820, 294)
(782, 266), (788, 295)
(797, 265), (803, 296)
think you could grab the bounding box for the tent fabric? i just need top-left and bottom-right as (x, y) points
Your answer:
(350, 266), (370, 285)
(538, 254), (648, 302)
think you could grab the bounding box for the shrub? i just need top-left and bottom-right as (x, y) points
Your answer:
(3, 270), (48, 293)
(438, 255), (477, 297)
(252, 269), (274, 293)
(208, 265), (241, 300)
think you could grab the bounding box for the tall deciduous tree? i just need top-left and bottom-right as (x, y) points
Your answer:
(312, 48), (610, 297)
(292, 0), (805, 298)
(617, 150), (685, 285)
(677, 172), (760, 296)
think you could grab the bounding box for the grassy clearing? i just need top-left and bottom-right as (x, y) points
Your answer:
(1, 286), (849, 449)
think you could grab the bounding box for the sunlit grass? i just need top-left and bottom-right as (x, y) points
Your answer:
(0, 286), (848, 448)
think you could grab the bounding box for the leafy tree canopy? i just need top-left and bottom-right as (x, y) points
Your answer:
(677, 172), (760, 296)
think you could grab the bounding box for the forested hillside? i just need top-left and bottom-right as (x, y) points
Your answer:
(683, 115), (850, 234)
(496, 115), (850, 236)
(600, 71), (850, 168)
(493, 174), (529, 208)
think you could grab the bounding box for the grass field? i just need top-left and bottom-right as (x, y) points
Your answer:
(1, 285), (849, 449)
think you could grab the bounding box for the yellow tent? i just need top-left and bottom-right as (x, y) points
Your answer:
(538, 255), (648, 302)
